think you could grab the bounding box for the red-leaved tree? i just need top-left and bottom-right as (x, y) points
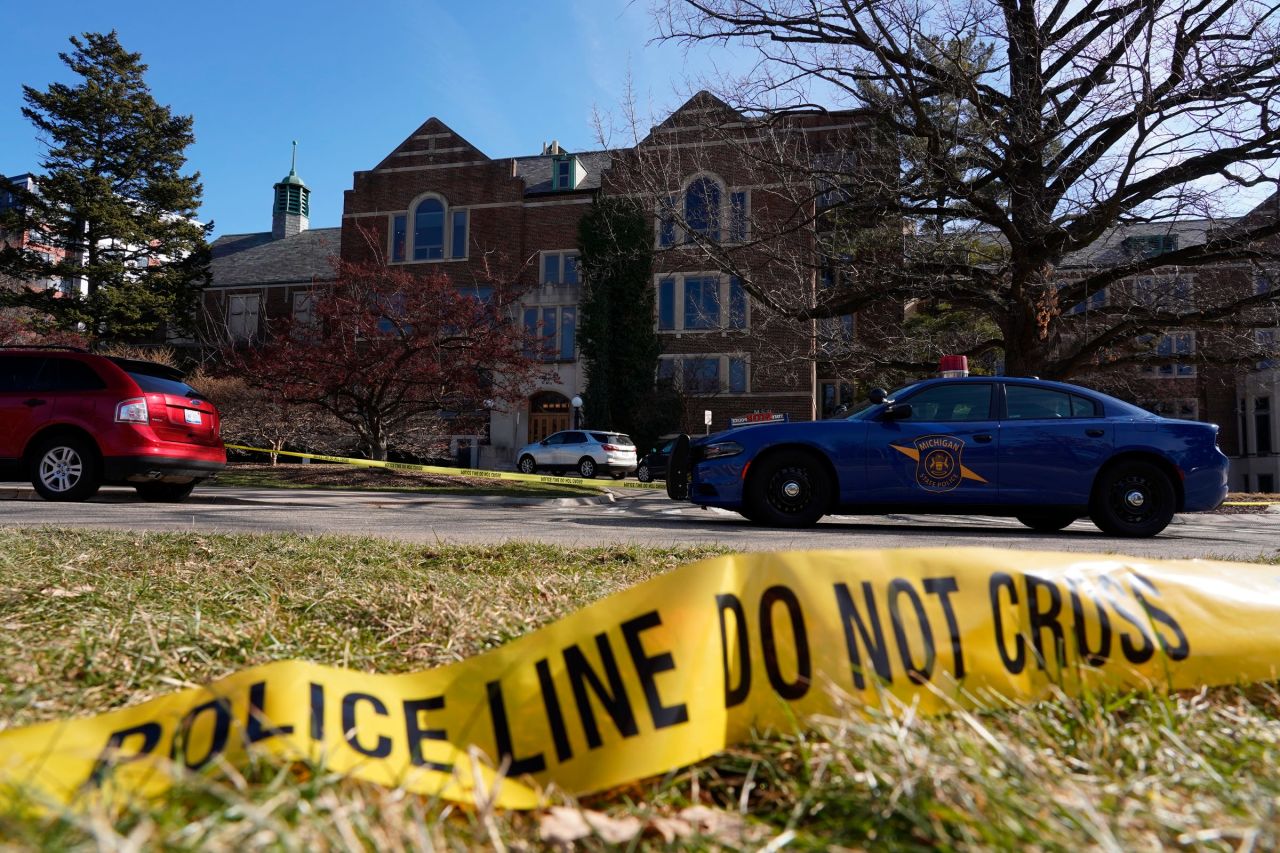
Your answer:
(226, 259), (543, 461)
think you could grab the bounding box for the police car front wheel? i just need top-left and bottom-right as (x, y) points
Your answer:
(746, 450), (831, 528)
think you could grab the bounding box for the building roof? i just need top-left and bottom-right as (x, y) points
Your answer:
(1061, 218), (1236, 268)
(209, 227), (340, 288)
(513, 149), (616, 195)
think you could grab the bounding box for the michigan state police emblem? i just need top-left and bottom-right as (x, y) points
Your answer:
(912, 435), (964, 491)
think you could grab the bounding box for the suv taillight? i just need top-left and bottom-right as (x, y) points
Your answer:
(115, 397), (149, 423)
(602, 444), (625, 452)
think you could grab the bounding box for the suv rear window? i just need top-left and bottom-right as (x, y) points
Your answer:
(127, 371), (204, 397)
(591, 432), (635, 446)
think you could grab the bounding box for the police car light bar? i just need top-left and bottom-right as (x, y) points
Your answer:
(939, 354), (969, 377)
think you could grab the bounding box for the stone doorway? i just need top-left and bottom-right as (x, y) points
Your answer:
(528, 391), (571, 443)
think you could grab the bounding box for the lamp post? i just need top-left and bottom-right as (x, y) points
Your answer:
(571, 395), (583, 429)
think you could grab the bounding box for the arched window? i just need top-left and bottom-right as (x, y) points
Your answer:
(413, 198), (445, 260)
(684, 177), (721, 241)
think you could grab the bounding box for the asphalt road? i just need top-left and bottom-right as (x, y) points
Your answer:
(1, 482), (1277, 561)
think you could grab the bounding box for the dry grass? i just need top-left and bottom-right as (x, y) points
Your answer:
(213, 462), (607, 497)
(2, 528), (1279, 850)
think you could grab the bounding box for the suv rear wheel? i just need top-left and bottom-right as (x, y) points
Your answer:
(30, 435), (101, 502)
(517, 455), (537, 475)
(135, 481), (197, 502)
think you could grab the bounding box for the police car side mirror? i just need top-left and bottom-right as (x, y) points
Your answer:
(868, 387), (888, 404)
(882, 403), (913, 421)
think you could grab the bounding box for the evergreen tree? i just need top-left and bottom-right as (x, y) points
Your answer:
(0, 31), (210, 342)
(576, 198), (669, 450)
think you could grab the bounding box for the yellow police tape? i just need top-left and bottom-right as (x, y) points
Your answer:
(224, 444), (664, 490)
(2, 547), (1279, 811)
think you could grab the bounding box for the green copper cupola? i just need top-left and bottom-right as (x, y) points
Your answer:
(272, 141), (310, 239)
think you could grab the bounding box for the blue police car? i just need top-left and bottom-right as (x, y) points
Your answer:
(665, 376), (1229, 537)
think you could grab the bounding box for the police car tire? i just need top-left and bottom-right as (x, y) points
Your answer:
(666, 435), (692, 500)
(1090, 461), (1176, 538)
(746, 450), (831, 528)
(1015, 512), (1078, 532)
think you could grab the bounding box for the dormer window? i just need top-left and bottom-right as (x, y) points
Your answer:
(551, 154), (580, 191)
(1122, 234), (1178, 258)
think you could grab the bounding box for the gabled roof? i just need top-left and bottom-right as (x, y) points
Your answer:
(372, 117), (490, 171)
(209, 227), (340, 288)
(645, 90), (743, 139)
(1061, 219), (1235, 268)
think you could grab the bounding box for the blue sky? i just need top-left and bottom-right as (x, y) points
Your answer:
(1, 0), (732, 238)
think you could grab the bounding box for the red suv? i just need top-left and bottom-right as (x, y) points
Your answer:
(0, 347), (225, 501)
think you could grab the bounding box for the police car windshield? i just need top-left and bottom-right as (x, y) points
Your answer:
(845, 384), (917, 419)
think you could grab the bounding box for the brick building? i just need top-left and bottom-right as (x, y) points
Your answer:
(331, 92), (888, 465)
(203, 94), (1278, 479)
(206, 158), (339, 346)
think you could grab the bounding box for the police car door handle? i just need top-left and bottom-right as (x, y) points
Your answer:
(1085, 428), (1105, 438)
(974, 433), (993, 443)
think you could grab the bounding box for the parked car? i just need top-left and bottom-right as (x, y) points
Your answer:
(0, 347), (226, 501)
(665, 376), (1229, 537)
(636, 436), (679, 483)
(516, 430), (637, 479)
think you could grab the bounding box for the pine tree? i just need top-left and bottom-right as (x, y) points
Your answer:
(0, 31), (210, 342)
(577, 197), (672, 451)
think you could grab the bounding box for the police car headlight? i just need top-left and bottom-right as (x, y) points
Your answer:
(701, 441), (744, 460)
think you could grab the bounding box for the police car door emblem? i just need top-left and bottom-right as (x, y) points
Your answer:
(890, 434), (989, 492)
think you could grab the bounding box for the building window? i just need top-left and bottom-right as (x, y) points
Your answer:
(413, 198), (444, 260)
(1257, 397), (1272, 455)
(657, 195), (677, 248)
(655, 273), (750, 332)
(541, 251), (579, 285)
(523, 305), (576, 362)
(683, 277), (720, 329)
(1146, 398), (1200, 420)
(657, 354), (749, 394)
(729, 191), (749, 242)
(1257, 328), (1279, 370)
(1135, 275), (1193, 310)
(397, 196), (468, 263)
(227, 294), (260, 342)
(391, 215), (406, 262)
(451, 210), (468, 258)
(685, 177), (721, 242)
(1064, 285), (1107, 315)
(551, 155), (579, 191)
(1122, 234), (1179, 258)
(1140, 331), (1196, 377)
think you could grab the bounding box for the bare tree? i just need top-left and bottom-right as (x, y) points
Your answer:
(638, 0), (1280, 382)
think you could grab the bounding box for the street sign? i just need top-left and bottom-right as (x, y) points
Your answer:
(704, 409), (713, 425)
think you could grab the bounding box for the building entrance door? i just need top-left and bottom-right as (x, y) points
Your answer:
(528, 391), (571, 443)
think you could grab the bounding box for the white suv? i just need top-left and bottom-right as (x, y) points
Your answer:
(516, 430), (638, 479)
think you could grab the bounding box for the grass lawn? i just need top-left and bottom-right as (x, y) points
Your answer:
(1, 528), (1278, 849)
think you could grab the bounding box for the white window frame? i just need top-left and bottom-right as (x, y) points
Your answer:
(1140, 331), (1197, 378)
(540, 250), (580, 285)
(227, 293), (261, 342)
(654, 272), (750, 332)
(657, 353), (750, 394)
(389, 192), (470, 264)
(655, 173), (751, 248)
(523, 304), (578, 362)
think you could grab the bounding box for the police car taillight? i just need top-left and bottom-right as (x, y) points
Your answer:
(939, 355), (969, 378)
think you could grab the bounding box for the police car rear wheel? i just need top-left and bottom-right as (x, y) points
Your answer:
(1015, 512), (1078, 532)
(747, 451), (830, 528)
(1091, 461), (1175, 537)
